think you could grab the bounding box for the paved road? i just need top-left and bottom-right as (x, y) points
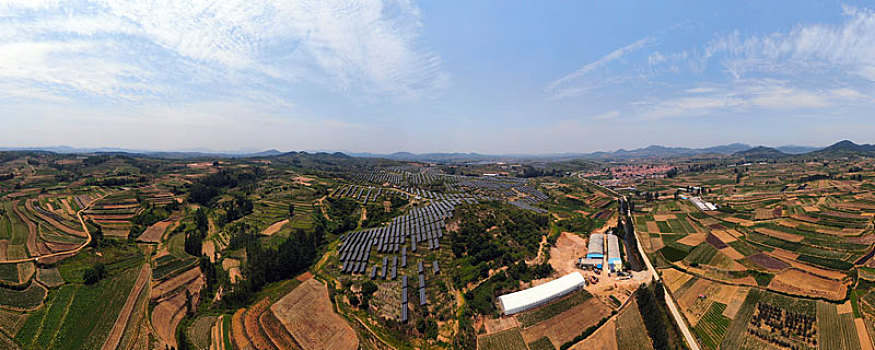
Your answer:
(577, 175), (701, 350)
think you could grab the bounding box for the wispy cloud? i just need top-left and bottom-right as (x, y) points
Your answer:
(545, 37), (654, 98)
(702, 6), (875, 80)
(547, 6), (875, 121)
(0, 0), (447, 105)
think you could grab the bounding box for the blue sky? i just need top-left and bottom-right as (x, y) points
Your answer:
(2, 0), (875, 153)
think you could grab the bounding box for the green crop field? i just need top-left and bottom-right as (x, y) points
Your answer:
(656, 221), (671, 232)
(528, 336), (556, 350)
(616, 300), (653, 350)
(692, 302), (731, 349)
(33, 285), (78, 349)
(52, 267), (139, 350)
(478, 328), (528, 350)
(816, 302), (861, 350)
(0, 282), (46, 310)
(684, 243), (718, 265)
(0, 263), (20, 284)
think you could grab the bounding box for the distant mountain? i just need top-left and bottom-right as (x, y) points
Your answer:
(734, 146), (788, 159)
(810, 140), (875, 156)
(583, 143), (753, 159)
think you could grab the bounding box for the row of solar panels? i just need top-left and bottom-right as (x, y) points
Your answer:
(337, 200), (470, 274)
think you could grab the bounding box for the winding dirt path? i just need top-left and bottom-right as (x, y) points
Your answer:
(0, 194), (106, 264)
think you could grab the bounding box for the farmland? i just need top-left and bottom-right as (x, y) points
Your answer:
(1, 144), (875, 350)
(622, 156), (875, 349)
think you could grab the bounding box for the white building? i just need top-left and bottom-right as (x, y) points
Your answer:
(497, 272), (587, 315)
(689, 197), (717, 211)
(606, 234), (623, 272)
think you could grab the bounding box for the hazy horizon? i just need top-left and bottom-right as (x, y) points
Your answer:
(3, 1), (875, 153)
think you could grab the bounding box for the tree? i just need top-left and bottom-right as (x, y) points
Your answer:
(89, 220), (103, 248)
(288, 203), (295, 220)
(83, 263), (107, 284)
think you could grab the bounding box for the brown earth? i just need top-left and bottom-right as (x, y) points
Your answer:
(520, 298), (612, 348)
(645, 221), (660, 233)
(262, 220), (289, 236)
(722, 288), (750, 319)
(855, 318), (874, 350)
(151, 287), (190, 348)
(711, 230), (737, 243)
(768, 268), (846, 300)
(718, 246), (745, 260)
(244, 298), (277, 350)
(102, 264), (151, 350)
(484, 317), (519, 334)
(139, 221), (171, 243)
(676, 233), (706, 246)
(568, 317), (617, 350)
(548, 232), (588, 276)
(12, 200), (39, 257)
(756, 228), (804, 242)
(269, 278), (358, 350)
(152, 267), (202, 301)
(232, 308), (253, 350)
(260, 310), (299, 350)
(662, 268), (694, 293)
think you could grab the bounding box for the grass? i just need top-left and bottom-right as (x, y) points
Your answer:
(692, 302), (731, 349)
(528, 336), (556, 350)
(516, 290), (593, 327)
(478, 328), (528, 350)
(0, 282), (46, 310)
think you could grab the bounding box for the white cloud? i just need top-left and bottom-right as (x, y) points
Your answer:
(0, 0), (447, 104)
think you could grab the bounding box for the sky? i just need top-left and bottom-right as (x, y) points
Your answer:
(2, 0), (875, 154)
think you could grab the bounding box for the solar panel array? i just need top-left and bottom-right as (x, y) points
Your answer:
(337, 199), (475, 275)
(331, 185), (390, 204)
(342, 168), (550, 212)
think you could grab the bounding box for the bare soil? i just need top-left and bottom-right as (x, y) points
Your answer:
(269, 279), (358, 350)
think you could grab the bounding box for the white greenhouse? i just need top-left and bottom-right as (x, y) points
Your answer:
(497, 272), (587, 315)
